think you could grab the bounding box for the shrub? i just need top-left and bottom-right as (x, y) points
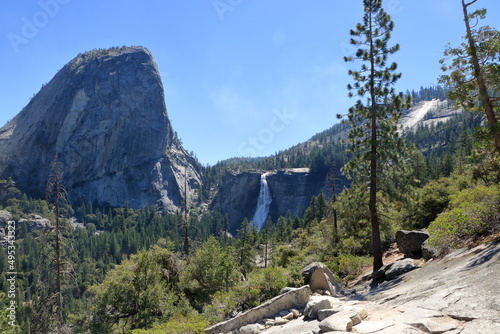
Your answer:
(325, 254), (371, 281)
(207, 266), (289, 319)
(131, 313), (209, 334)
(428, 185), (500, 249)
(181, 236), (239, 298)
(415, 174), (472, 227)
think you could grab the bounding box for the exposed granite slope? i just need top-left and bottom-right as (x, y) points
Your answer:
(0, 46), (201, 211)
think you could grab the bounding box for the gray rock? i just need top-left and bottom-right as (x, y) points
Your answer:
(274, 317), (289, 326)
(459, 319), (500, 334)
(341, 306), (367, 325)
(318, 313), (353, 332)
(385, 258), (419, 280)
(304, 296), (341, 319)
(18, 214), (52, 232)
(281, 287), (297, 294)
(0, 210), (13, 224)
(395, 230), (430, 258)
(352, 320), (397, 333)
(0, 210), (13, 241)
(279, 310), (290, 317)
(265, 319), (275, 327)
(302, 262), (342, 296)
(317, 308), (339, 321)
(421, 240), (439, 259)
(206, 285), (311, 334)
(409, 316), (461, 333)
(290, 308), (301, 318)
(0, 46), (201, 212)
(240, 323), (264, 334)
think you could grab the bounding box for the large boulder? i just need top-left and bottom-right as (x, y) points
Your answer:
(319, 312), (353, 332)
(370, 258), (420, 281)
(396, 229), (430, 258)
(302, 262), (342, 296)
(384, 258), (419, 280)
(304, 296), (342, 319)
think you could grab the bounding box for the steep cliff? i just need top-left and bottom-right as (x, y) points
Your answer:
(267, 169), (326, 222)
(0, 46), (201, 211)
(210, 169), (326, 233)
(210, 171), (262, 233)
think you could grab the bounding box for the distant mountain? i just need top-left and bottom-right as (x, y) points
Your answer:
(0, 46), (202, 212)
(227, 98), (464, 173)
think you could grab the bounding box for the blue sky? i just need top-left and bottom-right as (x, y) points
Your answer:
(1, 0), (499, 165)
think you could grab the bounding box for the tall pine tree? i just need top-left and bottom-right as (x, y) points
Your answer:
(340, 0), (410, 271)
(439, 1), (500, 154)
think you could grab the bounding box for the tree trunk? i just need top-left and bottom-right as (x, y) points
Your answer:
(462, 0), (500, 154)
(183, 168), (189, 258)
(369, 2), (383, 272)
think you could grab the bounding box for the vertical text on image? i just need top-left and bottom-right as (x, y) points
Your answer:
(5, 220), (17, 327)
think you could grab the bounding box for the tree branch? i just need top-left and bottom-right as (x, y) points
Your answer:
(464, 0), (478, 7)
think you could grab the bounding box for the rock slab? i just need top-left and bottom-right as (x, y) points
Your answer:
(205, 285), (311, 334)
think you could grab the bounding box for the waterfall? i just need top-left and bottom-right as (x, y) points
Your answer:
(251, 172), (272, 231)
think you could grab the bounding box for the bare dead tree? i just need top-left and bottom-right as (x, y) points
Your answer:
(30, 157), (75, 334)
(183, 167), (190, 258)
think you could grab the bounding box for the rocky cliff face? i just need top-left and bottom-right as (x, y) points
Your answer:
(0, 46), (201, 211)
(267, 169), (326, 222)
(210, 171), (262, 233)
(211, 169), (326, 233)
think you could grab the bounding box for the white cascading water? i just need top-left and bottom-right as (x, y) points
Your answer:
(251, 172), (272, 231)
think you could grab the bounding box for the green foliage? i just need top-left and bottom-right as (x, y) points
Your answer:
(131, 313), (209, 334)
(325, 254), (371, 281)
(0, 293), (22, 334)
(439, 5), (500, 153)
(181, 236), (239, 299)
(428, 185), (500, 249)
(440, 15), (499, 112)
(414, 174), (472, 227)
(341, 0), (411, 271)
(236, 218), (257, 278)
(207, 266), (288, 320)
(334, 186), (371, 255)
(407, 85), (449, 104)
(87, 242), (185, 333)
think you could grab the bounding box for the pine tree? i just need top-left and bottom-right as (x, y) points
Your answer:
(440, 1), (500, 154)
(340, 0), (410, 271)
(236, 218), (256, 279)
